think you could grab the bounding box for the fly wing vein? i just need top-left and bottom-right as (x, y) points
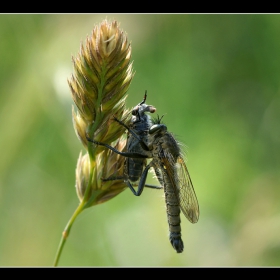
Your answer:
(162, 154), (199, 223)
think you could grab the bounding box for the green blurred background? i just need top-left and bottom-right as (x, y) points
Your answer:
(0, 14), (280, 267)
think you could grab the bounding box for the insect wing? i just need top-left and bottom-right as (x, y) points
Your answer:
(176, 156), (199, 223)
(163, 154), (199, 224)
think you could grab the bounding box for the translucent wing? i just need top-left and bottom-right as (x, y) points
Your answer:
(176, 156), (199, 223)
(162, 154), (199, 224)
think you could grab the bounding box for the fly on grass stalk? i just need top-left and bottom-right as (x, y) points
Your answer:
(87, 96), (199, 253)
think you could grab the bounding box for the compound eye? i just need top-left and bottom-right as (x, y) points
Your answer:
(132, 105), (139, 116)
(149, 124), (167, 135)
(149, 124), (160, 134)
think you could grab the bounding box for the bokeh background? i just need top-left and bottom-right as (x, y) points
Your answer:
(0, 14), (280, 267)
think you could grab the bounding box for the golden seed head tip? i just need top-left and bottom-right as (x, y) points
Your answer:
(69, 19), (133, 146)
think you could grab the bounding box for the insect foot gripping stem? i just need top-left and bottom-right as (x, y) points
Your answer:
(169, 232), (184, 253)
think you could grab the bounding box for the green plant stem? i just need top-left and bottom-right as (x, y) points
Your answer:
(53, 200), (86, 267)
(54, 160), (95, 267)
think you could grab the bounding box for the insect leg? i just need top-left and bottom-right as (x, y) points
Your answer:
(141, 165), (163, 190)
(86, 136), (148, 159)
(101, 175), (162, 190)
(101, 176), (125, 181)
(125, 162), (153, 196)
(112, 116), (150, 151)
(102, 176), (162, 189)
(144, 184), (163, 190)
(112, 116), (142, 141)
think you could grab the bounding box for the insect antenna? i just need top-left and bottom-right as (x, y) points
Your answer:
(140, 90), (148, 105)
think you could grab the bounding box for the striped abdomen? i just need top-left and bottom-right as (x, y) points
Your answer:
(162, 169), (184, 253)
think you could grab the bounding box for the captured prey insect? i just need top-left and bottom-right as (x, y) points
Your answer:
(86, 94), (199, 253)
(90, 91), (161, 193)
(114, 91), (160, 192)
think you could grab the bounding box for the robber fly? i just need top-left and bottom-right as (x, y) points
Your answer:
(143, 116), (199, 252)
(86, 95), (199, 253)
